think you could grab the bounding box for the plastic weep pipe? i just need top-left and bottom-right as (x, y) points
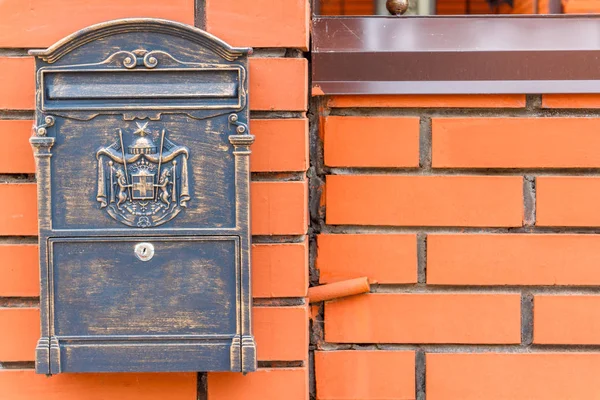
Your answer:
(307, 277), (370, 304)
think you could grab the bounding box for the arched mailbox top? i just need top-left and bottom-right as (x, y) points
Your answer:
(29, 18), (251, 64)
(29, 19), (252, 118)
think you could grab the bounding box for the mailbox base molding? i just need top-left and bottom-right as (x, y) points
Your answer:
(36, 336), (252, 374)
(242, 335), (258, 372)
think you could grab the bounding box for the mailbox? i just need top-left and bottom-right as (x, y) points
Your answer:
(29, 19), (256, 374)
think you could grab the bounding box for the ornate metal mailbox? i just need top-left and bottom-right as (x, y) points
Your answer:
(29, 19), (256, 374)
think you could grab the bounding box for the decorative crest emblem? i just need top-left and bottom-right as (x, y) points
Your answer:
(96, 122), (191, 227)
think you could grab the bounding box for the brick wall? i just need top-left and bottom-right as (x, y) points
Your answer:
(2, 1), (600, 399)
(314, 93), (600, 400)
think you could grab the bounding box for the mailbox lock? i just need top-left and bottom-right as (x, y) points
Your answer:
(134, 242), (155, 261)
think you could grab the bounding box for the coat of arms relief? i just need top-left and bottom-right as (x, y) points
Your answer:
(96, 121), (191, 227)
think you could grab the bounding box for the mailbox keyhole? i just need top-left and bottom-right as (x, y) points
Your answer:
(134, 242), (155, 262)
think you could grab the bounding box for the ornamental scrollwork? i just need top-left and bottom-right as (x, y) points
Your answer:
(228, 113), (249, 134)
(34, 116), (56, 137)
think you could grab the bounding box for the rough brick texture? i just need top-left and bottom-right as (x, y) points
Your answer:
(0, 370), (197, 400)
(0, 245), (38, 297)
(0, 0), (194, 48)
(251, 119), (309, 172)
(427, 234), (600, 285)
(315, 350), (415, 400)
(0, 308), (39, 361)
(251, 180), (308, 235)
(0, 58), (35, 109)
(542, 94), (600, 108)
(324, 116), (420, 167)
(0, 184), (38, 236)
(252, 241), (308, 298)
(534, 295), (600, 345)
(316, 92), (600, 400)
(0, 120), (35, 173)
(208, 368), (308, 400)
(427, 353), (600, 399)
(325, 293), (521, 344)
(432, 117), (600, 168)
(249, 58), (308, 111)
(254, 305), (309, 361)
(206, 0), (309, 50)
(326, 175), (523, 227)
(316, 234), (417, 284)
(536, 177), (600, 226)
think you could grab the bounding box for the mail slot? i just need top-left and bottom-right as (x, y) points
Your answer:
(29, 18), (256, 374)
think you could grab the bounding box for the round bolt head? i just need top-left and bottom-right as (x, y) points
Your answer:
(387, 0), (409, 15)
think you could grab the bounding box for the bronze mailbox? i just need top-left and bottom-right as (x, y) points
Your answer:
(29, 19), (256, 374)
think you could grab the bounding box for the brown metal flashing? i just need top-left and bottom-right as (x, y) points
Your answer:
(312, 16), (600, 95)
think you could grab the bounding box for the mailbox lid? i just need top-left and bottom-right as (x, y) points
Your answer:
(50, 236), (239, 337)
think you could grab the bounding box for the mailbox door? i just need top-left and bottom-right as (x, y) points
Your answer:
(52, 237), (238, 337)
(47, 237), (239, 372)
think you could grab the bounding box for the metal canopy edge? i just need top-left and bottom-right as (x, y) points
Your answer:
(312, 16), (600, 95)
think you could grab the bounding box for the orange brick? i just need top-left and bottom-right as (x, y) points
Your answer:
(0, 244), (38, 297)
(563, 2), (600, 12)
(0, 369), (196, 400)
(251, 119), (309, 172)
(206, 0), (309, 50)
(0, 0), (194, 48)
(324, 116), (420, 167)
(208, 368), (308, 400)
(250, 58), (308, 111)
(316, 234), (417, 284)
(427, 234), (600, 286)
(427, 353), (600, 400)
(537, 177), (600, 227)
(315, 350), (415, 400)
(0, 183), (38, 236)
(325, 293), (521, 344)
(0, 308), (39, 362)
(254, 305), (308, 361)
(251, 180), (308, 235)
(432, 117), (600, 168)
(542, 94), (600, 108)
(326, 95), (526, 108)
(252, 241), (308, 298)
(0, 120), (34, 173)
(534, 295), (600, 344)
(326, 175), (523, 227)
(0, 58), (35, 110)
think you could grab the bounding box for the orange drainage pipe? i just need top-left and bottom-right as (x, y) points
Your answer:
(307, 277), (370, 304)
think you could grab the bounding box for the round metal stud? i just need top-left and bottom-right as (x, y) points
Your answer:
(386, 0), (409, 15)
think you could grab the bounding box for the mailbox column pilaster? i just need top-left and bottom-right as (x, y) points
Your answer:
(229, 131), (256, 373)
(30, 134), (54, 375)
